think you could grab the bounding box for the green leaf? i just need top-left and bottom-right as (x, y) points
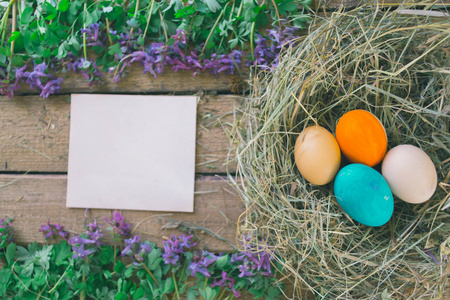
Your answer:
(108, 43), (122, 56)
(115, 292), (128, 300)
(42, 2), (57, 20)
(132, 287), (145, 299)
(20, 7), (34, 25)
(80, 263), (90, 276)
(114, 260), (125, 274)
(5, 243), (16, 265)
(243, 0), (257, 22)
(68, 36), (80, 51)
(162, 277), (174, 294)
(69, 1), (81, 15)
(300, 0), (313, 7)
(174, 5), (196, 19)
(55, 240), (71, 266)
(201, 0), (221, 13)
(277, 0), (297, 15)
(193, 15), (204, 27)
(21, 262), (34, 277)
(215, 254), (229, 269)
(57, 41), (67, 59)
(186, 289), (198, 300)
(8, 31), (20, 43)
(124, 266), (134, 278)
(14, 245), (31, 261)
(80, 10), (93, 26)
(0, 268), (12, 295)
(58, 0), (70, 12)
(127, 18), (139, 28)
(147, 248), (162, 271)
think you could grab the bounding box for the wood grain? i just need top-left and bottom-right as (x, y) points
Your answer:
(0, 95), (240, 174)
(314, 0), (450, 8)
(0, 174), (244, 252)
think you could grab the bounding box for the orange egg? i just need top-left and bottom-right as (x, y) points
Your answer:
(336, 110), (387, 167)
(294, 125), (341, 185)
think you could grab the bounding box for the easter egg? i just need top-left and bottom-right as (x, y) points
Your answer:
(382, 145), (437, 204)
(336, 110), (387, 167)
(294, 125), (341, 185)
(334, 164), (394, 226)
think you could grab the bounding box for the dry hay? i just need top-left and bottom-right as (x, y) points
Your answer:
(230, 4), (450, 299)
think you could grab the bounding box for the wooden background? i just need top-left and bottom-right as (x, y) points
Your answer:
(1, 0), (449, 299)
(0, 70), (245, 251)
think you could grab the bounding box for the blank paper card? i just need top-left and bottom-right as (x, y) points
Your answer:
(66, 94), (197, 212)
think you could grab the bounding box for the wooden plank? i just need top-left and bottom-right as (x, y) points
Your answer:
(0, 174), (244, 252)
(0, 95), (240, 174)
(314, 0), (450, 9)
(15, 66), (248, 96)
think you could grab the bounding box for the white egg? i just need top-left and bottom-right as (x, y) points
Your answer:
(381, 145), (437, 204)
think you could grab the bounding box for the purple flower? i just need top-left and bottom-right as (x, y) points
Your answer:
(0, 218), (14, 249)
(233, 237), (275, 279)
(238, 264), (254, 278)
(249, 27), (299, 69)
(188, 251), (219, 277)
(80, 23), (107, 48)
(26, 62), (49, 90)
(162, 235), (197, 266)
(210, 271), (241, 297)
(68, 236), (96, 245)
(121, 235), (151, 263)
(85, 220), (103, 247)
(40, 77), (63, 98)
(72, 243), (95, 259)
(104, 210), (131, 237)
(39, 220), (69, 240)
(188, 262), (211, 277)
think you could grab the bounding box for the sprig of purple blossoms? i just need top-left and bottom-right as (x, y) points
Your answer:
(85, 220), (103, 247)
(0, 218), (13, 249)
(162, 234), (197, 266)
(231, 237), (275, 279)
(248, 27), (298, 69)
(121, 235), (151, 263)
(104, 210), (131, 237)
(68, 220), (103, 259)
(1, 63), (64, 99)
(63, 54), (103, 86)
(188, 250), (220, 277)
(210, 271), (241, 297)
(39, 220), (69, 240)
(81, 23), (105, 48)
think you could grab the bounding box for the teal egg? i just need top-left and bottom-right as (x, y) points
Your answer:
(334, 164), (394, 227)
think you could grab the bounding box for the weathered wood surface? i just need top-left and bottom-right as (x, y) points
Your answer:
(0, 174), (244, 252)
(0, 95), (240, 174)
(316, 0), (450, 8)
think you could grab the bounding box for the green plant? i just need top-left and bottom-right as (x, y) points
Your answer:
(0, 0), (312, 98)
(0, 213), (285, 299)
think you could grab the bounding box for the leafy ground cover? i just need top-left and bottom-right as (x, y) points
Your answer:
(0, 0), (312, 98)
(0, 213), (284, 299)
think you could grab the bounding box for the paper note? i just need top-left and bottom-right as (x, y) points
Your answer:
(66, 94), (197, 212)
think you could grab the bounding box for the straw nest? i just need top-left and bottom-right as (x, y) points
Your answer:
(230, 5), (450, 299)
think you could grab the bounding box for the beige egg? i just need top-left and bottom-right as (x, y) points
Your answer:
(381, 145), (437, 204)
(294, 126), (341, 185)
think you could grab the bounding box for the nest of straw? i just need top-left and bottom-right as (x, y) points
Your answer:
(230, 5), (450, 299)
